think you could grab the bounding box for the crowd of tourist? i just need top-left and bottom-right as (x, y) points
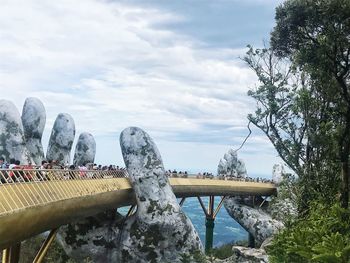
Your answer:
(0, 156), (125, 171)
(217, 174), (274, 183)
(0, 157), (274, 184)
(166, 170), (189, 178)
(0, 156), (127, 183)
(165, 168), (274, 183)
(165, 170), (214, 178)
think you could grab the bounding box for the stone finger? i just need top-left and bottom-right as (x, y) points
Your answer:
(21, 97), (46, 165)
(73, 132), (96, 167)
(0, 99), (32, 164)
(46, 113), (75, 165)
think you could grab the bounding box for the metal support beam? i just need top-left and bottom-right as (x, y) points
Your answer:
(33, 228), (59, 263)
(2, 249), (10, 263)
(197, 197), (209, 217)
(213, 196), (226, 218)
(208, 196), (215, 217)
(179, 197), (186, 207)
(126, 205), (136, 217)
(197, 195), (225, 253)
(2, 243), (21, 263)
(197, 196), (226, 253)
(259, 196), (267, 208)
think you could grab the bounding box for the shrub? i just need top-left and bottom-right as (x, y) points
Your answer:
(267, 203), (350, 263)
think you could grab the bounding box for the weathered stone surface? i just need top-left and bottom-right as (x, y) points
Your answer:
(46, 113), (75, 165)
(259, 236), (273, 251)
(57, 127), (202, 262)
(272, 164), (284, 184)
(215, 246), (268, 263)
(269, 196), (297, 222)
(21, 97), (46, 165)
(118, 127), (203, 262)
(0, 99), (32, 164)
(57, 210), (124, 262)
(218, 150), (283, 248)
(224, 197), (283, 247)
(73, 132), (96, 166)
(217, 149), (247, 178)
(269, 167), (298, 222)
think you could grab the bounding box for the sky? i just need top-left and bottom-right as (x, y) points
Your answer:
(0, 0), (284, 176)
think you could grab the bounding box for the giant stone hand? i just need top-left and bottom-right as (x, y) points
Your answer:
(58, 127), (203, 263)
(219, 149), (283, 247)
(224, 196), (284, 247)
(217, 149), (247, 178)
(117, 127), (203, 262)
(1, 98), (203, 262)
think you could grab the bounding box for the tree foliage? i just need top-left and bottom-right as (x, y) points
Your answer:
(268, 203), (350, 263)
(271, 0), (350, 208)
(246, 1), (350, 261)
(247, 0), (350, 208)
(245, 46), (340, 208)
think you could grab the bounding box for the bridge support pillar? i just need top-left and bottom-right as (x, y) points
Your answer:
(205, 217), (215, 253)
(197, 196), (226, 254)
(2, 243), (21, 263)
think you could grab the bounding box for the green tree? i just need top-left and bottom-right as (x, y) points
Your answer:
(270, 0), (350, 208)
(245, 46), (340, 209)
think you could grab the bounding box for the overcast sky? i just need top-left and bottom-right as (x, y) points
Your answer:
(0, 0), (284, 176)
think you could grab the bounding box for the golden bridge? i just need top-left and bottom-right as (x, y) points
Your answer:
(0, 169), (276, 263)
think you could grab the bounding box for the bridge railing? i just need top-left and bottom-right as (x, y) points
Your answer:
(0, 169), (127, 184)
(0, 169), (129, 215)
(0, 169), (275, 216)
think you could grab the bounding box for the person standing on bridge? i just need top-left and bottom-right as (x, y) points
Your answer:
(22, 161), (34, 182)
(0, 157), (6, 168)
(0, 157), (7, 183)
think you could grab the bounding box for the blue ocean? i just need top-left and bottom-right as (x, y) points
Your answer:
(180, 197), (247, 247)
(120, 197), (247, 247)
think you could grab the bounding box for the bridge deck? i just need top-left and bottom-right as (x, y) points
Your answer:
(0, 170), (276, 249)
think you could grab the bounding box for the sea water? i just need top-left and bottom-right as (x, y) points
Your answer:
(180, 197), (247, 247)
(119, 197), (247, 247)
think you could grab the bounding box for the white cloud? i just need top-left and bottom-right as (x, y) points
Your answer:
(0, 0), (280, 174)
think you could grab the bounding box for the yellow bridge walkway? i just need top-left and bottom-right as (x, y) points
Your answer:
(0, 169), (276, 250)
